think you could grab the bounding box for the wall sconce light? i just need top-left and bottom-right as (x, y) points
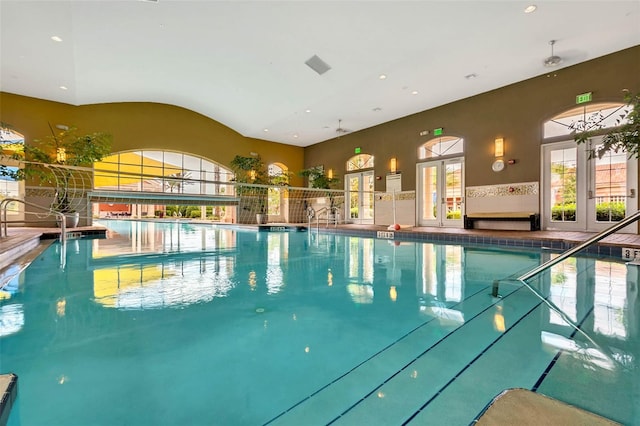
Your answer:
(390, 157), (398, 174)
(249, 170), (256, 181)
(494, 138), (504, 157)
(327, 168), (333, 179)
(56, 148), (66, 163)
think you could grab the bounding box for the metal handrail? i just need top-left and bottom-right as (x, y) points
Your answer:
(313, 206), (341, 230)
(517, 209), (640, 282)
(0, 198), (66, 242)
(498, 211), (640, 373)
(314, 207), (329, 231)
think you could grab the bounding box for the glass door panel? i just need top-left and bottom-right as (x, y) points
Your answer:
(420, 164), (438, 223)
(362, 173), (374, 221)
(589, 141), (636, 231)
(347, 174), (359, 220)
(345, 171), (374, 224)
(444, 161), (463, 225)
(542, 139), (637, 232)
(417, 157), (464, 227)
(549, 146), (579, 225)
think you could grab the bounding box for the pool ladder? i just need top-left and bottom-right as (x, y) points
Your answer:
(0, 197), (67, 243)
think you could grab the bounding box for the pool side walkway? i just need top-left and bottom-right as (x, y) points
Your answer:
(309, 223), (640, 255)
(3, 223), (640, 268)
(0, 226), (107, 271)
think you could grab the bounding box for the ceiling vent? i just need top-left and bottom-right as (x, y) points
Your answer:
(305, 55), (331, 75)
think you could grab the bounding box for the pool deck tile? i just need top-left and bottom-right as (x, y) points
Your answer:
(0, 226), (106, 278)
(0, 374), (18, 426)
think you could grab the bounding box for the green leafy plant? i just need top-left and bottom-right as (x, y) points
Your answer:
(1, 124), (112, 212)
(299, 166), (341, 212)
(298, 166), (339, 190)
(551, 203), (576, 221)
(596, 201), (626, 221)
(229, 154), (269, 184)
(572, 90), (640, 159)
(229, 154), (270, 222)
(446, 210), (462, 220)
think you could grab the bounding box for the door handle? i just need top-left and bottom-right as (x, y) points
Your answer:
(630, 189), (636, 198)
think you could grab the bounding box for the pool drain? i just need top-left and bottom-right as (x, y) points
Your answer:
(255, 307), (265, 313)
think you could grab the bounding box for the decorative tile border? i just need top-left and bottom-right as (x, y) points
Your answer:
(316, 227), (622, 258)
(466, 182), (538, 198)
(377, 191), (416, 202)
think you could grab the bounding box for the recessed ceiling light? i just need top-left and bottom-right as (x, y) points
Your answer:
(524, 5), (537, 13)
(411, 91), (418, 95)
(305, 109), (311, 113)
(51, 36), (63, 42)
(372, 107), (382, 112)
(465, 73), (477, 80)
(379, 74), (387, 80)
(59, 86), (68, 90)
(263, 128), (269, 132)
(293, 134), (299, 138)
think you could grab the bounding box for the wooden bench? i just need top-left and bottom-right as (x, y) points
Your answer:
(463, 212), (540, 231)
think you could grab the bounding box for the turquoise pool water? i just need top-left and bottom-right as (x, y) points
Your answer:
(0, 220), (638, 425)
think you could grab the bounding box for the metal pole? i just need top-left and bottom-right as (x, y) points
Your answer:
(0, 199), (8, 237)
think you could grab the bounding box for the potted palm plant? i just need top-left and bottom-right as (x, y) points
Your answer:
(229, 154), (269, 224)
(299, 166), (341, 221)
(1, 124), (112, 227)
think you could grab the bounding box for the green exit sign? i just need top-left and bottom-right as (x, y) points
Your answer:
(576, 92), (592, 104)
(354, 147), (361, 154)
(433, 128), (443, 136)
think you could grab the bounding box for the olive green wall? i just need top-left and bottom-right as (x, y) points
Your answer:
(304, 45), (640, 192)
(0, 94), (305, 186)
(2, 45), (638, 192)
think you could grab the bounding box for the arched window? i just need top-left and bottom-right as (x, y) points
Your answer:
(268, 163), (289, 185)
(418, 136), (464, 160)
(346, 154), (374, 171)
(94, 150), (233, 196)
(0, 127), (25, 154)
(543, 102), (629, 139)
(0, 127), (25, 217)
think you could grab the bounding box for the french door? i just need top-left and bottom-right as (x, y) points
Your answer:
(417, 157), (464, 227)
(542, 138), (637, 232)
(345, 171), (374, 224)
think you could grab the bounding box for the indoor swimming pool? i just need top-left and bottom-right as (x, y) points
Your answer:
(0, 220), (638, 425)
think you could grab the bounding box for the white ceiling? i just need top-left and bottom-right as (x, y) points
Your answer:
(1, 1), (639, 147)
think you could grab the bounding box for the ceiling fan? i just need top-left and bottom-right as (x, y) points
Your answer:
(544, 40), (562, 67)
(336, 119), (351, 135)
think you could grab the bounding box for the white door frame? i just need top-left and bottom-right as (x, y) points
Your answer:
(345, 170), (375, 224)
(416, 157), (464, 228)
(541, 138), (637, 232)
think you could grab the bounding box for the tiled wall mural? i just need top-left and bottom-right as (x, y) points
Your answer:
(466, 182), (539, 198)
(377, 192), (416, 202)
